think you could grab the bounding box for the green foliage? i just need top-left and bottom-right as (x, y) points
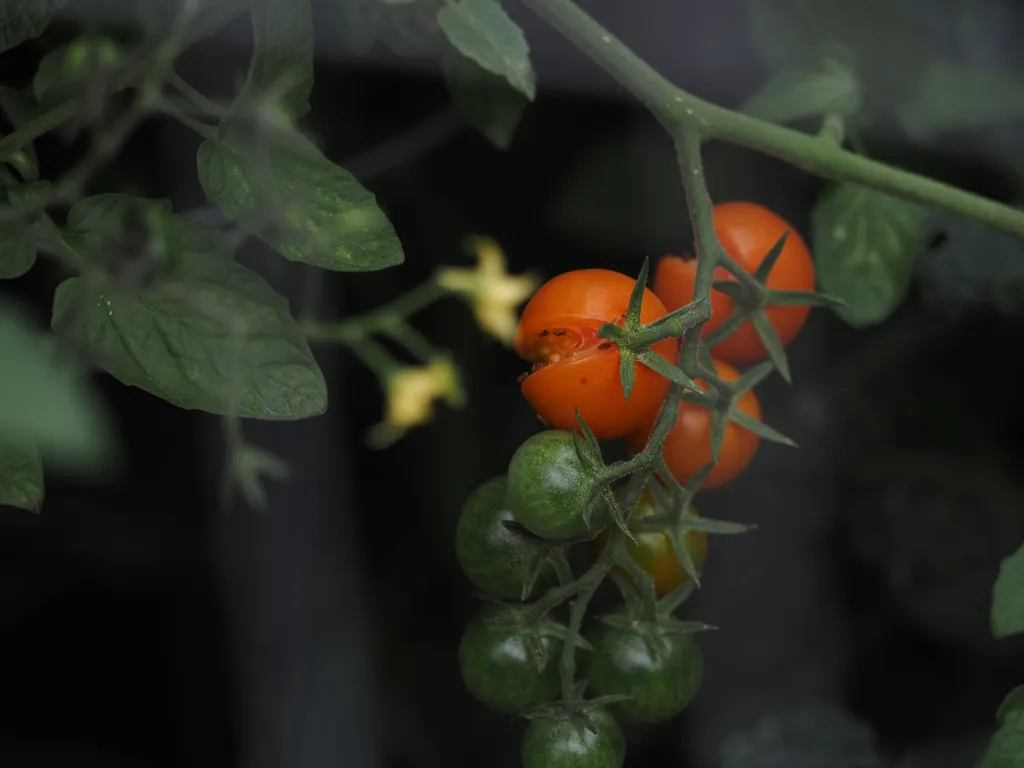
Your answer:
(0, 298), (115, 471)
(437, 0), (536, 101)
(441, 43), (528, 149)
(0, 0), (66, 55)
(0, 187), (41, 277)
(746, 0), (1024, 141)
(233, 0), (313, 120)
(893, 62), (1024, 143)
(811, 183), (927, 327)
(197, 126), (404, 272)
(980, 686), (1024, 768)
(741, 56), (861, 127)
(32, 37), (124, 106)
(338, 0), (445, 58)
(0, 85), (41, 179)
(0, 438), (43, 512)
(50, 195), (328, 419)
(992, 543), (1024, 639)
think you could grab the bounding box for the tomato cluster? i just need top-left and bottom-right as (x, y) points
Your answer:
(454, 202), (816, 768)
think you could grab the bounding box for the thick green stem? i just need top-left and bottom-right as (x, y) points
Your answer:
(559, 577), (602, 701)
(522, 0), (1024, 239)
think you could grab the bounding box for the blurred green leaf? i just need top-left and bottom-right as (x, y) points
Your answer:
(338, 0), (445, 58)
(0, 299), (115, 471)
(51, 204), (328, 420)
(980, 686), (1024, 768)
(441, 43), (527, 149)
(811, 183), (927, 327)
(197, 125), (403, 271)
(745, 0), (935, 124)
(742, 57), (861, 125)
(0, 230), (34, 277)
(0, 438), (42, 512)
(894, 62), (1024, 142)
(992, 543), (1024, 638)
(67, 193), (171, 231)
(0, 85), (40, 179)
(0, 0), (66, 54)
(0, 183), (42, 278)
(437, 0), (535, 100)
(234, 0), (313, 120)
(32, 37), (123, 106)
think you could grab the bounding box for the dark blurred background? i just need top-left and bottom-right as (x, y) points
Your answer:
(2, 0), (1024, 766)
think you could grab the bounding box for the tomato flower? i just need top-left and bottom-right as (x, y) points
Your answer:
(368, 357), (464, 447)
(437, 235), (537, 345)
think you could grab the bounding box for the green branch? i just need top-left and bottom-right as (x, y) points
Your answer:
(521, 0), (1024, 239)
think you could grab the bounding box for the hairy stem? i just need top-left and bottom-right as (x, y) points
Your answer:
(559, 576), (602, 701)
(521, 0), (1024, 239)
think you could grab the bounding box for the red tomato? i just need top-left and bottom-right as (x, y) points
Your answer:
(514, 269), (679, 440)
(626, 358), (760, 490)
(653, 202), (815, 365)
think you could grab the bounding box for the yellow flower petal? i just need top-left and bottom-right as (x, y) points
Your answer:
(437, 236), (537, 346)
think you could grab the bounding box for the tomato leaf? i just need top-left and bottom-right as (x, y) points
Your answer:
(197, 126), (404, 272)
(0, 186), (37, 277)
(437, 0), (535, 101)
(32, 37), (123, 106)
(745, 0), (933, 121)
(0, 0), (66, 55)
(337, 0), (444, 58)
(811, 183), (927, 328)
(0, 438), (43, 512)
(980, 686), (1024, 768)
(51, 208), (328, 420)
(741, 58), (861, 126)
(894, 62), (1024, 143)
(992, 542), (1024, 639)
(751, 310), (791, 384)
(441, 43), (527, 150)
(0, 298), (115, 472)
(234, 0), (313, 120)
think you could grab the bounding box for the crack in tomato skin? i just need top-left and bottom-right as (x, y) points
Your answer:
(518, 318), (628, 376)
(511, 268), (677, 440)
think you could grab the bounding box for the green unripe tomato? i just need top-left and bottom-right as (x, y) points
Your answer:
(456, 475), (554, 600)
(521, 708), (626, 768)
(458, 603), (561, 715)
(585, 622), (703, 723)
(506, 430), (606, 541)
